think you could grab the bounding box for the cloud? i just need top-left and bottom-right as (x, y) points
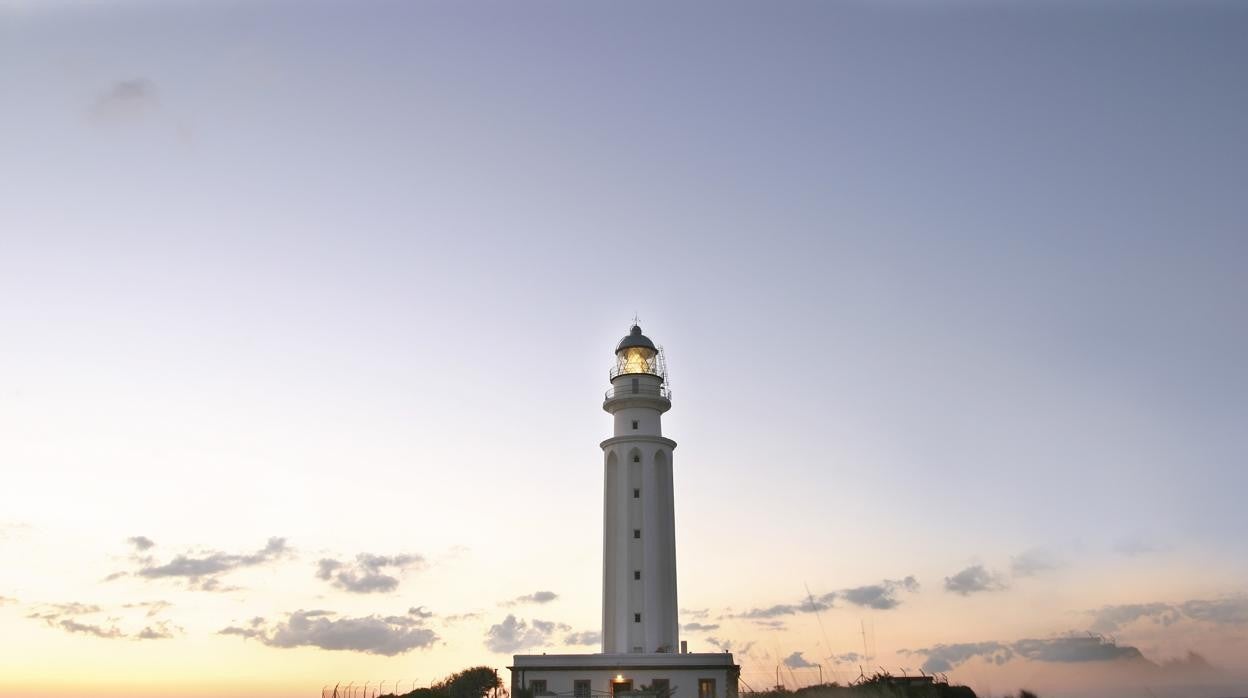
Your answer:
(1112, 534), (1167, 557)
(0, 595), (17, 606)
(121, 600), (173, 618)
(907, 635), (1147, 673)
(683, 622), (720, 632)
(733, 593), (835, 619)
(564, 630), (601, 646)
(127, 536), (155, 551)
(315, 553), (423, 594)
(705, 637), (755, 655)
(1010, 548), (1060, 577)
(830, 652), (863, 664)
(944, 565), (1008, 595)
(681, 608), (710, 620)
(443, 611), (484, 625)
(732, 576), (918, 618)
(484, 614), (569, 653)
(91, 79), (159, 123)
(127, 537), (292, 591)
(1086, 596), (1248, 633)
(1088, 602), (1179, 633)
(783, 651), (818, 669)
(909, 641), (1014, 673)
(26, 601), (178, 641)
(841, 577), (919, 610)
(219, 609), (437, 656)
(503, 591), (559, 606)
(1180, 597), (1248, 625)
(752, 619), (786, 631)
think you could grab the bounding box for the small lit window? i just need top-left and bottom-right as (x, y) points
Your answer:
(634, 613), (641, 622)
(634, 570), (641, 580)
(633, 529), (641, 539)
(632, 420), (639, 430)
(633, 488), (640, 498)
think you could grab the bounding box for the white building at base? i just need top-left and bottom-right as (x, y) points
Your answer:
(510, 325), (739, 698)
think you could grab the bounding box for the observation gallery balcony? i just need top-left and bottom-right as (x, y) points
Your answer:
(604, 383), (672, 401)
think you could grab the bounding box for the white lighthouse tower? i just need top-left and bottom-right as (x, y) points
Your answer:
(510, 323), (738, 698)
(601, 324), (679, 654)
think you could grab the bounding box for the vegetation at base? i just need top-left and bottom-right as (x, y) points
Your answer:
(379, 666), (503, 698)
(745, 677), (1037, 698)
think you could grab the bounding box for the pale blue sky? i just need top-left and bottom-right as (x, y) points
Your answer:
(2, 1), (1246, 695)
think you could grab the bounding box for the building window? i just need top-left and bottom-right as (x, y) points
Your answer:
(698, 679), (716, 698)
(651, 679), (670, 696)
(634, 613), (641, 622)
(614, 679), (635, 694)
(530, 681), (547, 696)
(631, 378), (639, 394)
(633, 488), (640, 498)
(574, 680), (591, 698)
(633, 529), (640, 539)
(634, 570), (641, 580)
(632, 454), (640, 463)
(632, 420), (639, 430)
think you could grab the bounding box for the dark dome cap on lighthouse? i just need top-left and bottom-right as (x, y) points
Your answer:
(616, 324), (657, 353)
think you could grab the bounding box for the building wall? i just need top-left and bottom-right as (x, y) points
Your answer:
(511, 656), (739, 698)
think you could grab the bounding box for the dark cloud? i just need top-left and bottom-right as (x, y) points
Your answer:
(503, 591), (559, 606)
(219, 609), (437, 656)
(483, 614), (569, 653)
(127, 536), (155, 551)
(783, 651), (818, 669)
(683, 622), (720, 632)
(57, 618), (124, 639)
(1010, 548), (1060, 577)
(129, 537), (292, 591)
(842, 577), (919, 610)
(564, 630), (602, 646)
(315, 553), (423, 594)
(830, 652), (863, 664)
(944, 565), (1007, 595)
(907, 635), (1146, 673)
(681, 608), (710, 620)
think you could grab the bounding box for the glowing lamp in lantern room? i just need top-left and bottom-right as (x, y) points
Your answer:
(614, 324), (660, 376)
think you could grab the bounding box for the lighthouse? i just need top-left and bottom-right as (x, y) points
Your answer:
(601, 324), (679, 654)
(510, 323), (738, 698)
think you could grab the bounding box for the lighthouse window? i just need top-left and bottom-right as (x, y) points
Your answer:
(633, 488), (640, 498)
(632, 420), (639, 430)
(634, 613), (641, 623)
(631, 378), (639, 394)
(633, 529), (641, 539)
(633, 454), (640, 463)
(634, 570), (641, 580)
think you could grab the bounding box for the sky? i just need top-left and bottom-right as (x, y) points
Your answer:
(1, 1), (1247, 697)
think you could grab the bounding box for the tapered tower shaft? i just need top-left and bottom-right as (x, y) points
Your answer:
(601, 325), (678, 654)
